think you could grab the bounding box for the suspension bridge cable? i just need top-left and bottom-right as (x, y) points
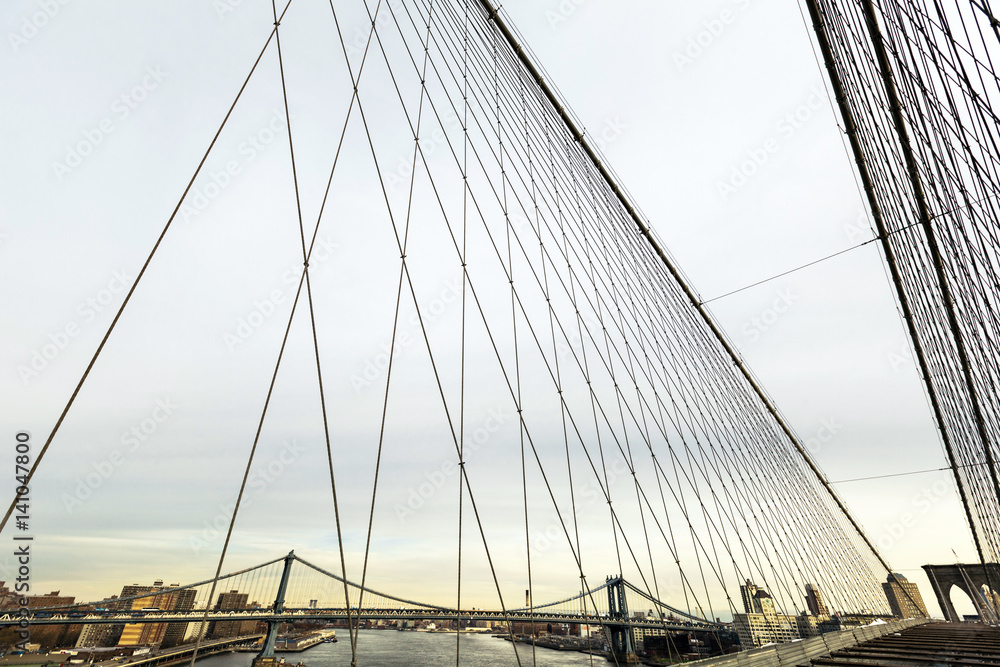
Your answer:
(346, 1), (527, 656)
(434, 0), (896, 628)
(699, 237), (881, 304)
(25, 1), (961, 657)
(320, 0), (399, 657)
(803, 0), (1000, 619)
(270, 0), (361, 660)
(384, 0), (673, 643)
(456, 1), (469, 661)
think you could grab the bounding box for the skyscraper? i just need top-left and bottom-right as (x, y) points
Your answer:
(882, 573), (928, 618)
(805, 583), (829, 616)
(740, 580), (759, 614)
(739, 580), (777, 614)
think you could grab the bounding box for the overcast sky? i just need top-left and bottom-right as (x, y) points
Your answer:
(0, 0), (977, 618)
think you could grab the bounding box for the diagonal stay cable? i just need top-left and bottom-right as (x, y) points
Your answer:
(456, 1), (470, 662)
(369, 32), (679, 647)
(347, 2), (524, 658)
(389, 0), (729, 624)
(372, 2), (631, 649)
(402, 2), (848, 624)
(481, 0), (898, 593)
(268, 0), (360, 660)
(191, 268), (310, 667)
(317, 0), (394, 656)
(26, 556), (286, 612)
(351, 0), (438, 659)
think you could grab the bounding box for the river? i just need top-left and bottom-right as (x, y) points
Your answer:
(195, 632), (605, 667)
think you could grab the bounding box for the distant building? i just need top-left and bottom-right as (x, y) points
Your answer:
(118, 582), (168, 647)
(740, 580), (760, 614)
(882, 573), (928, 618)
(805, 583), (829, 616)
(0, 586), (81, 650)
(24, 591), (76, 609)
(208, 591), (258, 639)
(0, 583), (76, 610)
(183, 619), (207, 643)
(795, 612), (841, 638)
(740, 580), (780, 615)
(734, 580), (800, 648)
(733, 611), (798, 648)
(115, 581), (196, 648)
(161, 587), (197, 648)
(78, 595), (125, 648)
(77, 624), (124, 648)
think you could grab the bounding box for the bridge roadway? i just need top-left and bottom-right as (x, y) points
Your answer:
(0, 608), (717, 632)
(93, 636), (265, 667)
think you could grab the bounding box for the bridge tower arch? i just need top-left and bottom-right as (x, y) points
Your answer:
(253, 551), (296, 667)
(605, 577), (638, 663)
(923, 563), (1000, 622)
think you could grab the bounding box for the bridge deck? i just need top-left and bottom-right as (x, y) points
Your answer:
(0, 608), (715, 632)
(807, 622), (1000, 667)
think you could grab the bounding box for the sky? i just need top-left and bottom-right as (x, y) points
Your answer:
(0, 0), (980, 619)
